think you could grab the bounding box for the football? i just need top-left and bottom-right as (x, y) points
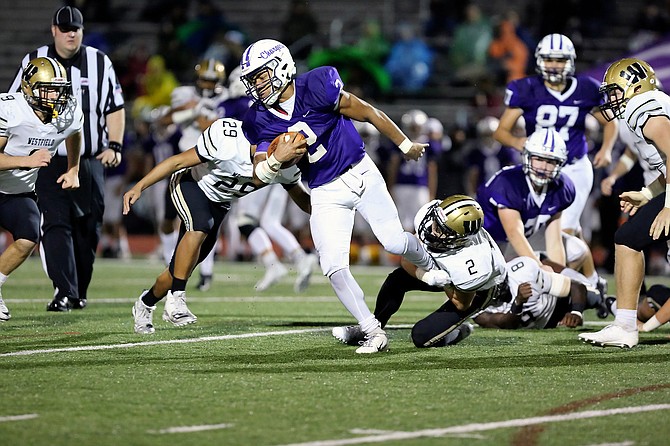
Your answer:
(267, 132), (306, 168)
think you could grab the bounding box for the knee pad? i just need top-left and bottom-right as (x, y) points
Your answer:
(563, 233), (588, 265)
(379, 231), (408, 256)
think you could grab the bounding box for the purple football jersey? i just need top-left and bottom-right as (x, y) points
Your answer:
(505, 75), (602, 164)
(242, 66), (365, 188)
(477, 165), (576, 242)
(217, 96), (253, 121)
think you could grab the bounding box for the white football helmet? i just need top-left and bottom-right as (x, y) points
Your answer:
(401, 109), (429, 137)
(535, 34), (576, 85)
(21, 57), (71, 123)
(227, 66), (247, 99)
(239, 39), (296, 107)
(523, 128), (568, 187)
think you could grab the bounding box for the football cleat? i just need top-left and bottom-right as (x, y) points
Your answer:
(596, 276), (609, 319)
(196, 274), (212, 292)
(294, 253), (318, 293)
(132, 292), (156, 334)
(355, 328), (389, 354)
(255, 263), (288, 292)
(578, 324), (638, 348)
(451, 322), (474, 345)
(0, 292), (10, 321)
(46, 296), (71, 312)
(332, 325), (365, 346)
(68, 297), (87, 310)
(162, 290), (198, 326)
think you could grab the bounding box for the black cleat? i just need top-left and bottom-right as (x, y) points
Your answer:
(46, 296), (71, 312)
(68, 297), (87, 310)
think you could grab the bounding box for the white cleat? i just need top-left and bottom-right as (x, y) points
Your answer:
(332, 324), (365, 346)
(355, 328), (389, 354)
(294, 253), (318, 293)
(578, 324), (638, 348)
(162, 290), (198, 327)
(132, 292), (155, 334)
(255, 263), (288, 292)
(0, 292), (10, 321)
(451, 322), (474, 345)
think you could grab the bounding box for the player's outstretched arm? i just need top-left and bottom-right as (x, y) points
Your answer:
(337, 90), (427, 161)
(123, 148), (202, 214)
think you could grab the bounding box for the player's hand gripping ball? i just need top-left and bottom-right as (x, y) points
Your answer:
(267, 132), (306, 168)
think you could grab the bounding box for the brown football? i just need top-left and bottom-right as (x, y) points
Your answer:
(267, 132), (306, 168)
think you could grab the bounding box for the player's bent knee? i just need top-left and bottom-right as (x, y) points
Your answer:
(563, 233), (588, 265)
(378, 232), (407, 256)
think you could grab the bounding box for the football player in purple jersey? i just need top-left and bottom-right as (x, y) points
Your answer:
(493, 33), (617, 289)
(478, 128), (577, 267)
(239, 39), (446, 354)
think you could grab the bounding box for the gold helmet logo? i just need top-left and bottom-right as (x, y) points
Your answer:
(599, 58), (657, 121)
(418, 194), (484, 252)
(21, 57), (71, 123)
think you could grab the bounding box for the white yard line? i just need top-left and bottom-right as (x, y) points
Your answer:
(277, 404), (670, 446)
(0, 324), (413, 358)
(148, 423), (233, 434)
(0, 414), (38, 422)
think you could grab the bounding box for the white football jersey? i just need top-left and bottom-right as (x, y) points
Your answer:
(622, 90), (669, 178)
(172, 86), (227, 152)
(414, 200), (507, 292)
(617, 117), (663, 184)
(191, 118), (300, 203)
(0, 93), (83, 194)
(482, 256), (557, 328)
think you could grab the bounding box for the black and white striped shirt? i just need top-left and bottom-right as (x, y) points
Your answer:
(8, 44), (124, 158)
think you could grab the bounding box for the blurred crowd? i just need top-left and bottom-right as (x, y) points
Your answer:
(63, 0), (670, 275)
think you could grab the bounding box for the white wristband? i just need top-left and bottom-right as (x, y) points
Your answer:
(570, 310), (583, 319)
(398, 138), (413, 154)
(640, 186), (654, 201)
(619, 155), (635, 171)
(267, 154), (282, 171)
(255, 160), (280, 184)
(171, 108), (197, 125)
(666, 184), (670, 208)
(642, 315), (662, 332)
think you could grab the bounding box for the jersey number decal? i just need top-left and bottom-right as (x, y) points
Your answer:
(286, 122), (326, 163)
(213, 176), (257, 197)
(466, 259), (477, 275)
(535, 105), (579, 141)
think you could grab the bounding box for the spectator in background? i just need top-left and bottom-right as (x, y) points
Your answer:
(448, 4), (492, 85)
(131, 55), (179, 118)
(488, 17), (529, 84)
(384, 22), (434, 92)
(280, 0), (320, 61)
(630, 1), (670, 51)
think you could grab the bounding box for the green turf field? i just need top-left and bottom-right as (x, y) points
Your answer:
(1, 257), (669, 445)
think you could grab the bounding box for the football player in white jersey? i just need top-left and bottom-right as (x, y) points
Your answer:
(157, 59), (227, 289)
(333, 195), (507, 348)
(472, 256), (608, 329)
(123, 118), (309, 334)
(0, 57), (83, 320)
(580, 58), (670, 348)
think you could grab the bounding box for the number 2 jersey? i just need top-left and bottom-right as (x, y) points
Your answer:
(0, 92), (83, 194)
(242, 66), (366, 189)
(190, 117), (300, 203)
(413, 200), (507, 292)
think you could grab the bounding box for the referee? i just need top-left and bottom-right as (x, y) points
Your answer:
(9, 6), (125, 311)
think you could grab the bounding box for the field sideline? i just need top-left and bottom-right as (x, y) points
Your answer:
(1, 257), (670, 446)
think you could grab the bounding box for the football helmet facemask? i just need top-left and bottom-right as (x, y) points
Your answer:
(195, 58), (226, 98)
(599, 58), (657, 122)
(239, 39), (296, 107)
(523, 128), (568, 187)
(21, 57), (71, 124)
(417, 195), (484, 253)
(535, 34), (576, 85)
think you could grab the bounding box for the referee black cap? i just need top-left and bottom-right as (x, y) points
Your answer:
(53, 6), (84, 29)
